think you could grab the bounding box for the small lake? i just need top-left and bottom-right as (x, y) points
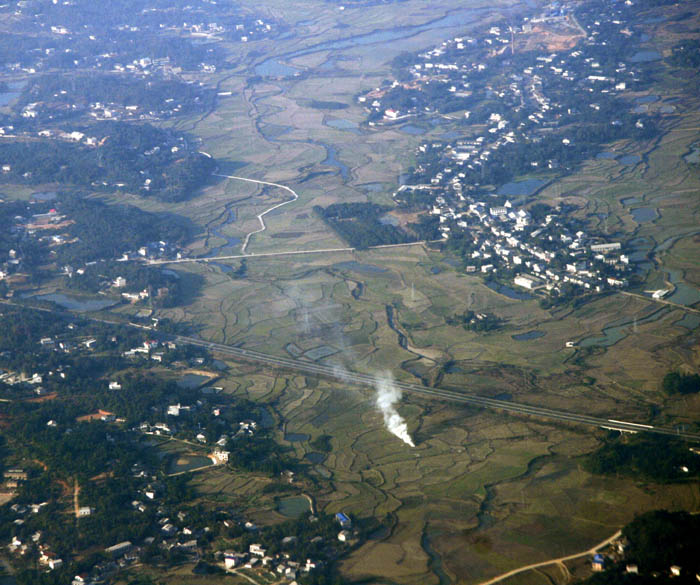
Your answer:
(635, 95), (659, 104)
(169, 455), (212, 474)
(667, 269), (700, 307)
(177, 373), (211, 389)
(596, 151), (617, 160)
(277, 496), (312, 518)
(325, 118), (360, 133)
(334, 261), (388, 274)
(511, 330), (545, 341)
(30, 292), (117, 312)
(675, 313), (700, 330)
(304, 345), (338, 360)
(485, 281), (533, 300)
(630, 50), (662, 63)
(0, 80), (26, 107)
(31, 191), (58, 201)
(284, 433), (310, 443)
(631, 207), (658, 223)
(618, 154), (641, 165)
(400, 124), (426, 135)
(304, 452), (326, 464)
(497, 178), (547, 197)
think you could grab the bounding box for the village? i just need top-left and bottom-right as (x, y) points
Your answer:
(356, 0), (658, 299)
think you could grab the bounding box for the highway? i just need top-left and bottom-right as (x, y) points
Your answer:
(3, 299), (698, 441)
(174, 334), (700, 442)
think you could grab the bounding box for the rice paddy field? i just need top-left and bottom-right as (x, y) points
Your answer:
(5, 0), (700, 583)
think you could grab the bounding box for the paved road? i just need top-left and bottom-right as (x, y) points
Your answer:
(175, 334), (700, 441)
(476, 530), (622, 585)
(620, 290), (700, 315)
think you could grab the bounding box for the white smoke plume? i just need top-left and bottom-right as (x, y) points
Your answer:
(374, 372), (415, 447)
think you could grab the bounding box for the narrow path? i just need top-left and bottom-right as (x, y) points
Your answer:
(149, 240), (436, 265)
(73, 478), (80, 519)
(476, 530), (622, 585)
(213, 173), (299, 254)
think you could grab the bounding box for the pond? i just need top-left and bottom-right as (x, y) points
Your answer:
(667, 269), (700, 307)
(31, 191), (58, 201)
(284, 433), (310, 443)
(497, 178), (547, 197)
(630, 50), (662, 63)
(277, 496), (312, 518)
(168, 455), (212, 474)
(596, 151), (617, 160)
(304, 452), (326, 464)
(177, 373), (211, 389)
(400, 124), (426, 135)
(325, 118), (360, 133)
(511, 330), (545, 341)
(635, 95), (659, 104)
(683, 142), (700, 165)
(379, 214), (399, 226)
(618, 154), (641, 165)
(29, 292), (118, 312)
(621, 196), (640, 206)
(485, 281), (533, 300)
(675, 313), (700, 330)
(659, 105), (675, 114)
(0, 80), (26, 107)
(630, 207), (658, 223)
(304, 345), (338, 360)
(444, 363), (463, 374)
(333, 261), (388, 274)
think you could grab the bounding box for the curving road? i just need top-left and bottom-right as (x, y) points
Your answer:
(476, 530), (622, 585)
(213, 173), (299, 254)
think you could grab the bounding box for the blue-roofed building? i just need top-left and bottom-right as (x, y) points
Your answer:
(592, 554), (605, 572)
(335, 512), (352, 528)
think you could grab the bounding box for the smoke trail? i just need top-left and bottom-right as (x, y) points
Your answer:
(374, 372), (415, 447)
